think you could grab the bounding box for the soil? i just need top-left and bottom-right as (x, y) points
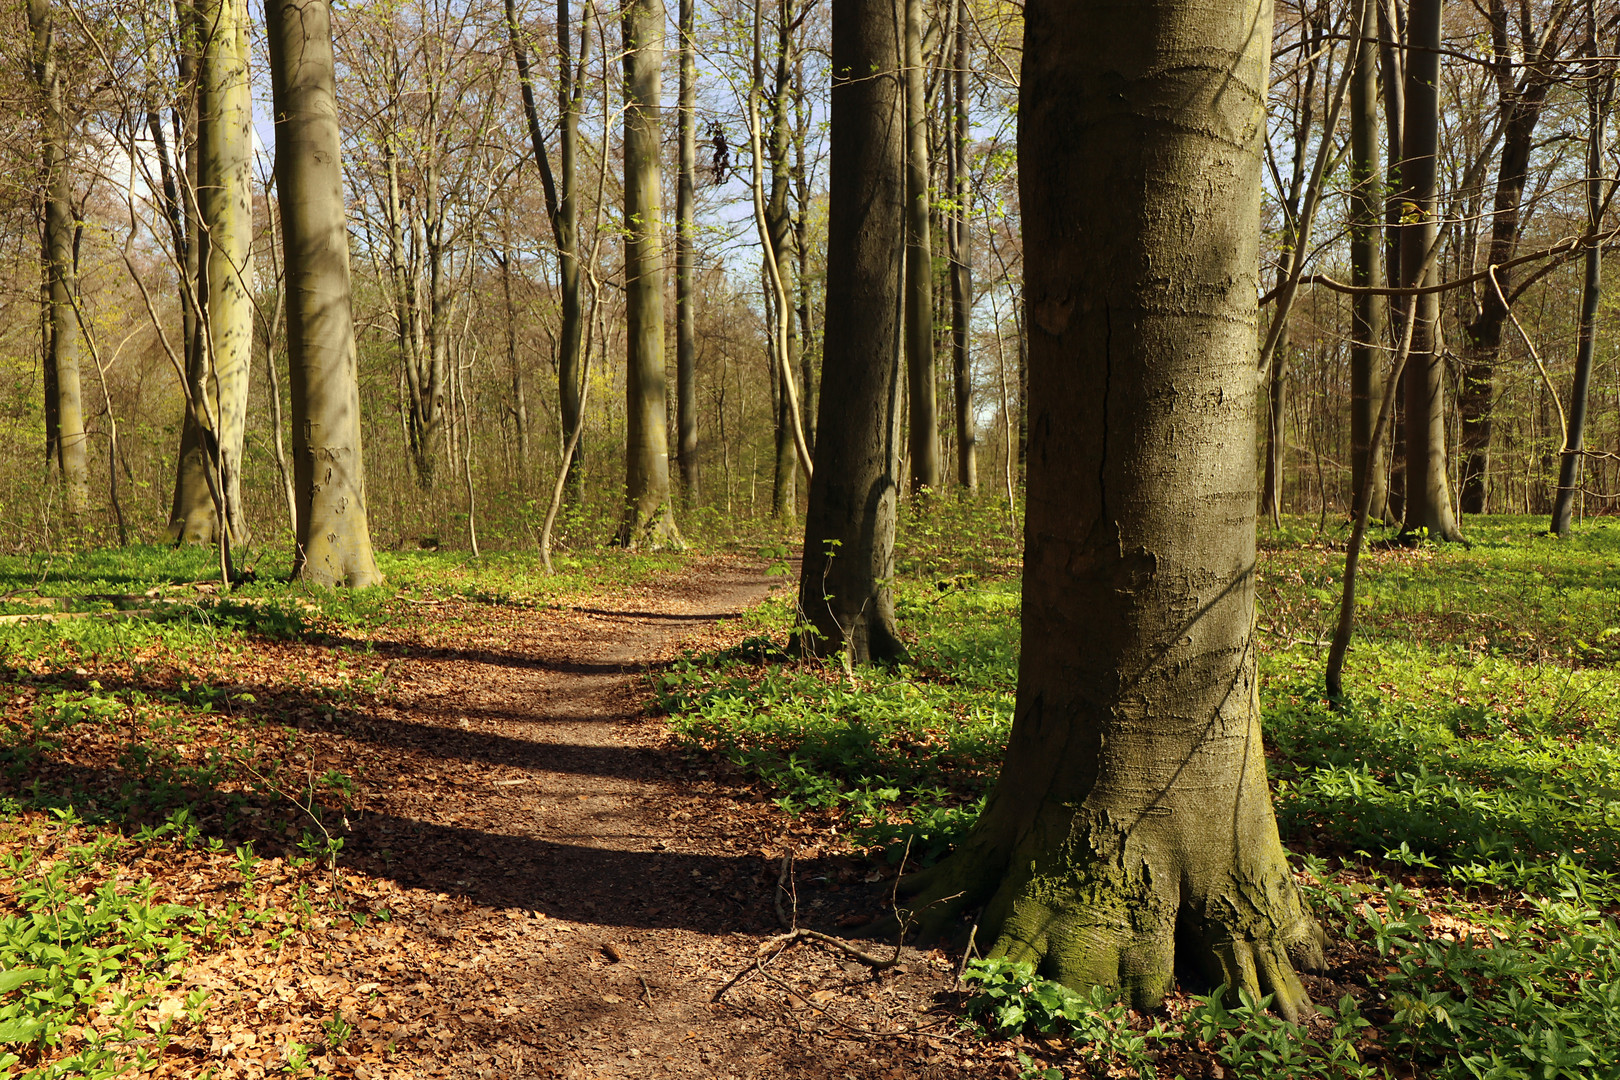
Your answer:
(291, 556), (1006, 1079)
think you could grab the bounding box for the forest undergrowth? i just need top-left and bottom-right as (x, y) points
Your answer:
(2, 505), (1618, 1079)
(660, 510), (1620, 1080)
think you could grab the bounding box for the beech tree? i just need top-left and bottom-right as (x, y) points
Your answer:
(618, 0), (682, 547)
(795, 0), (906, 664)
(899, 0), (1325, 1016)
(27, 0), (88, 520)
(169, 0), (254, 546)
(902, 0), (937, 496)
(269, 0), (383, 587)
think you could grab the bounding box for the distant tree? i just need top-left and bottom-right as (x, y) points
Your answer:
(268, 0), (383, 586)
(26, 0), (88, 520)
(795, 0), (906, 664)
(899, 0), (1325, 1017)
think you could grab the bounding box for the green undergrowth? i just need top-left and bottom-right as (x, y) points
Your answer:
(662, 514), (1620, 1079)
(0, 541), (689, 1077)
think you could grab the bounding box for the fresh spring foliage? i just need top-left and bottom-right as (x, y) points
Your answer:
(661, 515), (1620, 1078)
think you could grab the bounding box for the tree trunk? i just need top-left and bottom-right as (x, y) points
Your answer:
(903, 0), (938, 496)
(795, 0), (906, 664)
(1457, 1), (1568, 515)
(268, 0), (382, 588)
(766, 0), (799, 522)
(1552, 18), (1608, 536)
(170, 0), (253, 547)
(1349, 9), (1389, 521)
(676, 0), (699, 505)
(947, 0), (975, 493)
(1398, 0), (1461, 541)
(617, 0), (682, 548)
(498, 248), (530, 472)
(793, 53), (816, 459)
(28, 0), (88, 520)
(900, 0), (1324, 1018)
(506, 0), (589, 501)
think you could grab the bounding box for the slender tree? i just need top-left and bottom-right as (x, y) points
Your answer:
(765, 0), (802, 521)
(898, 0), (1325, 1017)
(1398, 0), (1461, 541)
(676, 0), (699, 504)
(27, 0), (88, 520)
(795, 0), (906, 664)
(507, 0), (590, 500)
(170, 0), (253, 546)
(617, 0), (682, 547)
(1552, 8), (1611, 536)
(903, 0), (938, 495)
(947, 0), (975, 493)
(1349, 0), (1388, 519)
(1458, 1), (1573, 514)
(268, 0), (383, 587)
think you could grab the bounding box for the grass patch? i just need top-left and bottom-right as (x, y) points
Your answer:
(662, 512), (1620, 1079)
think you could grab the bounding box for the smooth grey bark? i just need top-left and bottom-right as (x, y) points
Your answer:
(903, 0), (938, 496)
(507, 0), (589, 499)
(617, 0), (682, 548)
(676, 0), (699, 505)
(795, 0), (906, 664)
(947, 0), (975, 493)
(1398, 0), (1462, 541)
(792, 51), (816, 457)
(899, 0), (1324, 1018)
(1551, 15), (1610, 536)
(28, 0), (88, 520)
(170, 0), (253, 547)
(268, 0), (382, 588)
(1349, 0), (1388, 520)
(496, 247), (530, 470)
(766, 0), (800, 521)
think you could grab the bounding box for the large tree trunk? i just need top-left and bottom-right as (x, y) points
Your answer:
(28, 0), (88, 521)
(676, 0), (699, 505)
(795, 0), (906, 664)
(617, 0), (682, 548)
(268, 0), (382, 588)
(947, 0), (975, 493)
(903, 0), (938, 496)
(900, 0), (1324, 1018)
(170, 0), (253, 546)
(1398, 0), (1461, 541)
(1349, 3), (1388, 521)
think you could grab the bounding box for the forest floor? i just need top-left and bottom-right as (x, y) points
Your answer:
(0, 547), (1010, 1080)
(4, 508), (1620, 1080)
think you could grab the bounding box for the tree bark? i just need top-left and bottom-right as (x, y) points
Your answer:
(268, 0), (383, 588)
(28, 0), (88, 520)
(1349, 0), (1388, 520)
(170, 0), (253, 547)
(506, 0), (589, 501)
(766, 0), (800, 522)
(1552, 14), (1609, 536)
(899, 0), (1324, 1018)
(676, 0), (699, 505)
(903, 0), (938, 497)
(795, 0), (906, 664)
(1397, 0), (1461, 541)
(947, 0), (975, 493)
(1457, 1), (1569, 515)
(617, 0), (682, 548)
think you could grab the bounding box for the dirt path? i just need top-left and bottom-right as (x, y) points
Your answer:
(320, 557), (989, 1080)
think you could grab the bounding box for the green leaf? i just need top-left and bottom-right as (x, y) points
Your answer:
(0, 969), (45, 995)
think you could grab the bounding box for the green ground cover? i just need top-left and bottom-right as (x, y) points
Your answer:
(0, 543), (685, 1079)
(660, 513), (1620, 1080)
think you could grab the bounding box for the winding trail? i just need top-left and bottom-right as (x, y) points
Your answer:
(331, 558), (974, 1079)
